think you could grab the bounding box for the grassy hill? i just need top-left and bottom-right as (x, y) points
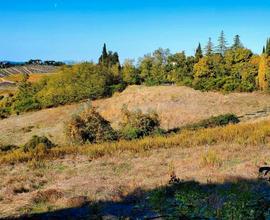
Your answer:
(1, 85), (270, 146)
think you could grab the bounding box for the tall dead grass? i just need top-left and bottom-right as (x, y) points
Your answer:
(1, 120), (270, 164)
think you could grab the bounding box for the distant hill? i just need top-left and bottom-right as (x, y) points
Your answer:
(0, 64), (58, 77)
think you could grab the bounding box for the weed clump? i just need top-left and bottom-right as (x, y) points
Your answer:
(66, 108), (118, 144)
(23, 135), (55, 152)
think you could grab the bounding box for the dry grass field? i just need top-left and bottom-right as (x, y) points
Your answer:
(1, 85), (270, 146)
(0, 120), (269, 217)
(1, 86), (270, 217)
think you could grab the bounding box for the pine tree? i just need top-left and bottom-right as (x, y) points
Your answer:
(232, 35), (243, 49)
(216, 30), (228, 55)
(205, 38), (214, 56)
(263, 46), (266, 54)
(195, 43), (203, 62)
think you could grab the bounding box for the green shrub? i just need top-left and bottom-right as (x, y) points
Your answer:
(119, 107), (161, 140)
(0, 144), (19, 153)
(185, 114), (240, 130)
(23, 135), (55, 152)
(0, 107), (10, 119)
(66, 108), (117, 144)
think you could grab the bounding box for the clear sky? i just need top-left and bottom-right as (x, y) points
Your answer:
(1, 0), (270, 62)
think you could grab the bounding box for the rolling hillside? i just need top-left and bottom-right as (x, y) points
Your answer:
(2, 85), (270, 146)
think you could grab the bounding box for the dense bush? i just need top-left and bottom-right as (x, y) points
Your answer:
(0, 62), (125, 115)
(185, 114), (240, 130)
(66, 108), (117, 144)
(119, 107), (162, 140)
(23, 135), (55, 152)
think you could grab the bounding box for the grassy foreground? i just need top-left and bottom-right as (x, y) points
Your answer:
(1, 119), (270, 165)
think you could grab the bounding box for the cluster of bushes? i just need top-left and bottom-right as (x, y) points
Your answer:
(66, 107), (162, 144)
(0, 62), (125, 115)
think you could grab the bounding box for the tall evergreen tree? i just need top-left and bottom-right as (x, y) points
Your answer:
(195, 43), (203, 62)
(205, 38), (214, 56)
(263, 46), (266, 54)
(232, 35), (243, 49)
(98, 43), (108, 66)
(216, 30), (228, 55)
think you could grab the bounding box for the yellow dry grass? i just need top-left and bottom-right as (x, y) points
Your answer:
(0, 119), (269, 217)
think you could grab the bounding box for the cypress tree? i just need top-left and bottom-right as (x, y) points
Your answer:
(98, 43), (108, 66)
(263, 46), (266, 54)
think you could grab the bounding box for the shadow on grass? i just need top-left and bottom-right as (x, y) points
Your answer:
(2, 176), (270, 220)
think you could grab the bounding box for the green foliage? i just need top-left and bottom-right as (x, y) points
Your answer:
(66, 108), (117, 144)
(23, 135), (55, 152)
(195, 43), (203, 63)
(232, 34), (243, 49)
(149, 180), (270, 219)
(122, 59), (140, 84)
(185, 114), (240, 130)
(0, 144), (19, 153)
(36, 63), (109, 108)
(0, 62), (124, 116)
(98, 43), (120, 68)
(119, 107), (161, 140)
(0, 107), (10, 119)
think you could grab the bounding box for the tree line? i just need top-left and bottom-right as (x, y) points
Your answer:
(120, 31), (269, 92)
(1, 32), (270, 117)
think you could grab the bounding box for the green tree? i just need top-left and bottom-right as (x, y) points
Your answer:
(205, 38), (214, 56)
(122, 59), (139, 84)
(217, 30), (228, 55)
(195, 43), (203, 62)
(98, 43), (108, 66)
(232, 35), (243, 49)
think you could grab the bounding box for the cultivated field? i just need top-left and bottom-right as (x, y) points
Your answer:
(0, 65), (58, 77)
(1, 85), (270, 146)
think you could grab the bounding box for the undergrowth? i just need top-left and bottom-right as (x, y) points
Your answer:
(1, 119), (270, 164)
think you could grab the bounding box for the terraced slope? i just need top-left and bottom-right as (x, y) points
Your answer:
(0, 65), (58, 76)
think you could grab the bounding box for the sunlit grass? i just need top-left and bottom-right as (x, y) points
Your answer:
(1, 119), (270, 164)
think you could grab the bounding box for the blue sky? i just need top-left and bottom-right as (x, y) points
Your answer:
(1, 0), (270, 62)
